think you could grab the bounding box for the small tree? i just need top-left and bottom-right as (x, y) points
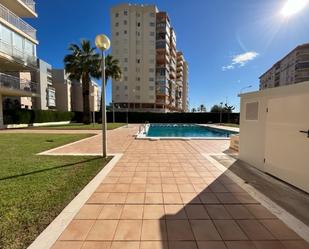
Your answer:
(191, 108), (197, 113)
(210, 104), (222, 113)
(198, 104), (206, 112)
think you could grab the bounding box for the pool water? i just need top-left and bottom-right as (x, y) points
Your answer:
(146, 124), (237, 138)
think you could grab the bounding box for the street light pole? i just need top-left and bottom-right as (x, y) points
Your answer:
(220, 102), (223, 125)
(95, 34), (110, 158)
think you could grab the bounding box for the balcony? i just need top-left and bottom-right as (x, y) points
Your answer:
(0, 72), (38, 97)
(0, 0), (36, 17)
(0, 39), (37, 69)
(0, 3), (37, 40)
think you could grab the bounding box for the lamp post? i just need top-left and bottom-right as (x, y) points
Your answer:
(219, 102), (223, 125)
(95, 34), (110, 158)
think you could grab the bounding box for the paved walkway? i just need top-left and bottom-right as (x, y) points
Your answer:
(49, 125), (308, 249)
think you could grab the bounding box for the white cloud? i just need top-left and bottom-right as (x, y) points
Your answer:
(222, 51), (259, 71)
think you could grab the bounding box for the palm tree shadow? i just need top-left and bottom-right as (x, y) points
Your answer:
(0, 157), (103, 181)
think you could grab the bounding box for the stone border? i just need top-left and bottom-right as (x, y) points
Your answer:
(5, 121), (71, 129)
(27, 153), (123, 249)
(37, 134), (101, 156)
(203, 153), (309, 243)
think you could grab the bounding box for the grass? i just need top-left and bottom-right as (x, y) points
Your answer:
(38, 122), (126, 130)
(0, 134), (111, 249)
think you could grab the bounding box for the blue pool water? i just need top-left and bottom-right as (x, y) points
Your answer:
(146, 124), (237, 138)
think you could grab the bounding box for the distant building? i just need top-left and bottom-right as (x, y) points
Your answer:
(260, 43), (309, 90)
(52, 69), (72, 112)
(110, 3), (189, 112)
(176, 51), (189, 112)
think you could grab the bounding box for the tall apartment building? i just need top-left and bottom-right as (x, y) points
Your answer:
(182, 61), (189, 112)
(52, 69), (72, 112)
(0, 0), (38, 127)
(176, 51), (189, 112)
(110, 4), (189, 112)
(260, 43), (309, 90)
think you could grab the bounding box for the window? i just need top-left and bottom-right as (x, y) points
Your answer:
(149, 86), (154, 91)
(136, 77), (140, 81)
(245, 102), (259, 121)
(136, 86), (141, 91)
(135, 95), (140, 100)
(136, 49), (141, 54)
(124, 20), (127, 25)
(149, 58), (155, 63)
(124, 58), (128, 62)
(136, 31), (140, 36)
(150, 12), (155, 17)
(149, 77), (154, 82)
(137, 59), (140, 63)
(115, 22), (119, 27)
(150, 32), (155, 36)
(149, 95), (154, 99)
(137, 22), (141, 27)
(13, 33), (23, 51)
(115, 13), (119, 17)
(124, 10), (128, 15)
(124, 85), (128, 90)
(124, 30), (127, 34)
(149, 68), (154, 73)
(124, 67), (128, 72)
(116, 85), (120, 90)
(150, 22), (155, 27)
(115, 32), (119, 36)
(136, 13), (141, 17)
(24, 39), (34, 56)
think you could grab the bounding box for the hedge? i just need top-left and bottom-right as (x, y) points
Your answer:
(72, 111), (240, 124)
(3, 109), (75, 124)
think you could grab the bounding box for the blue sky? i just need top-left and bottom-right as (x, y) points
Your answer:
(28, 0), (309, 111)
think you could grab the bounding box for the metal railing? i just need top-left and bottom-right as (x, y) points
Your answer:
(0, 3), (37, 39)
(20, 0), (36, 11)
(0, 73), (38, 93)
(0, 39), (37, 67)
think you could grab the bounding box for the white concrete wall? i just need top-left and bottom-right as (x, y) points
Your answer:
(239, 81), (309, 193)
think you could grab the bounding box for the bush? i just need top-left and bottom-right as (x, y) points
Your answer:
(3, 109), (75, 125)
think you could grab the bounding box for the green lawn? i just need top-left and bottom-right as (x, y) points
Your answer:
(39, 122), (126, 130)
(0, 134), (111, 249)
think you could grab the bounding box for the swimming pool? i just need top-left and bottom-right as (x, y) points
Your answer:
(139, 124), (238, 139)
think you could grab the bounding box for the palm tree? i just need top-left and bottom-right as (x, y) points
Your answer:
(64, 40), (101, 124)
(199, 104), (206, 112)
(105, 55), (121, 82)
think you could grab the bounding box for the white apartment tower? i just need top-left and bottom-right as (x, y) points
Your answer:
(111, 4), (188, 112)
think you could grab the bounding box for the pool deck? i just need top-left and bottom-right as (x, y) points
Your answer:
(25, 124), (308, 249)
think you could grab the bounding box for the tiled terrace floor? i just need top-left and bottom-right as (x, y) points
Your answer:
(50, 125), (308, 249)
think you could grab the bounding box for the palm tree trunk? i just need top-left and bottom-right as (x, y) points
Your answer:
(82, 73), (91, 124)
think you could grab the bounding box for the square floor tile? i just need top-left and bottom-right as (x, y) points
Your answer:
(164, 204), (187, 219)
(185, 205), (209, 219)
(129, 184), (146, 193)
(162, 184), (179, 193)
(190, 220), (221, 241)
(224, 205), (255, 219)
(225, 241), (256, 249)
(253, 241), (286, 249)
(205, 205), (232, 219)
(126, 193), (145, 204)
(199, 193), (220, 204)
(86, 220), (118, 240)
(105, 193), (127, 204)
(59, 220), (94, 241)
(87, 193), (109, 204)
(110, 241), (140, 249)
(169, 241), (198, 249)
(180, 193), (201, 204)
(81, 241), (111, 249)
(166, 220), (195, 241)
(146, 184), (162, 193)
(260, 219), (301, 240)
(143, 205), (165, 219)
(245, 205), (276, 219)
(114, 220), (142, 240)
(140, 241), (168, 249)
(145, 193), (164, 204)
(75, 205), (103, 219)
(213, 220), (248, 240)
(177, 184), (196, 193)
(141, 220), (167, 240)
(281, 240), (309, 249)
(121, 205), (144, 219)
(237, 220), (275, 240)
(163, 193), (183, 204)
(98, 204), (123, 219)
(52, 241), (83, 249)
(197, 241), (227, 249)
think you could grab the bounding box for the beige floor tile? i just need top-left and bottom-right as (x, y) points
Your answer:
(129, 184), (146, 193)
(114, 220), (142, 240)
(163, 193), (183, 204)
(180, 193), (201, 204)
(146, 184), (162, 192)
(51, 241), (83, 249)
(87, 193), (110, 204)
(75, 205), (103, 219)
(164, 204), (187, 219)
(145, 193), (164, 204)
(190, 220), (221, 241)
(98, 204), (123, 219)
(141, 219), (167, 240)
(59, 220), (94, 241)
(126, 193), (145, 204)
(105, 193), (127, 204)
(81, 241), (112, 249)
(110, 241), (140, 249)
(143, 205), (165, 219)
(86, 220), (118, 240)
(121, 205), (144, 219)
(177, 184), (196, 193)
(166, 220), (195, 241)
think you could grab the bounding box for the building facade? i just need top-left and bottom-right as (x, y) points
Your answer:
(0, 0), (39, 127)
(260, 43), (309, 90)
(52, 69), (72, 112)
(110, 4), (189, 112)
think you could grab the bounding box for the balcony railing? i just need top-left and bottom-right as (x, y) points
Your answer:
(20, 0), (36, 11)
(0, 73), (38, 93)
(0, 39), (37, 67)
(0, 3), (37, 39)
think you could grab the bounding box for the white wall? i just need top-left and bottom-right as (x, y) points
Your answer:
(239, 81), (309, 193)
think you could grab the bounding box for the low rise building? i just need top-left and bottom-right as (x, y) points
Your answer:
(52, 69), (72, 112)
